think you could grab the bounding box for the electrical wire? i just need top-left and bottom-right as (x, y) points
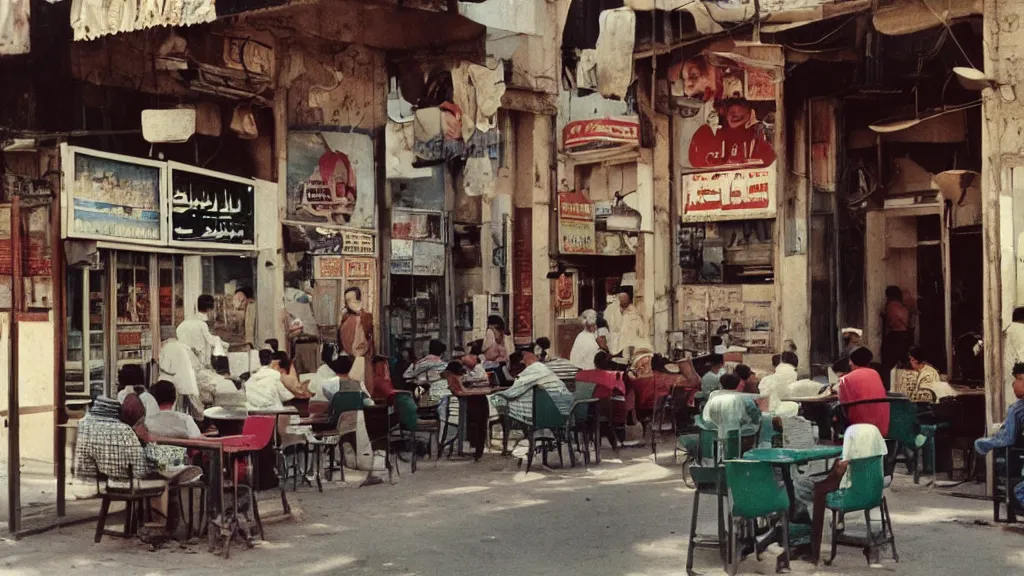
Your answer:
(788, 16), (857, 47)
(920, 0), (976, 68)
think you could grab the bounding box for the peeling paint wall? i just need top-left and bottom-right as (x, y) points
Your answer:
(283, 43), (388, 131)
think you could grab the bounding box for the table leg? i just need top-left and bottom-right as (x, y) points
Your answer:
(458, 397), (467, 457)
(207, 447), (224, 554)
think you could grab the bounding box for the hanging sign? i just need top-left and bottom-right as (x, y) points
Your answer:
(562, 117), (640, 152)
(512, 208), (533, 344)
(680, 167), (776, 222)
(557, 191), (596, 255)
(168, 162), (255, 249)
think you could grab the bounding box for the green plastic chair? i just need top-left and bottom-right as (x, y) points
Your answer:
(886, 399), (929, 483)
(685, 463), (729, 575)
(568, 382), (600, 467)
(824, 455), (899, 566)
(724, 459), (791, 576)
(505, 386), (571, 473)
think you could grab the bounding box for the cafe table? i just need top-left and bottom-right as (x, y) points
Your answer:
(150, 434), (255, 557)
(740, 445), (843, 568)
(451, 385), (507, 457)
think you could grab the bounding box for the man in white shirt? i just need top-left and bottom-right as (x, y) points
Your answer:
(145, 380), (202, 439)
(244, 349), (295, 411)
(177, 294), (220, 368)
(758, 351), (800, 413)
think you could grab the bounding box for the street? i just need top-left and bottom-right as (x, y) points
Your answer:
(2, 449), (1022, 576)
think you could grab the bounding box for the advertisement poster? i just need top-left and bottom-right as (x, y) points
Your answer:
(340, 230), (375, 255)
(286, 131), (376, 229)
(680, 168), (776, 222)
(668, 52), (778, 173)
(562, 117), (640, 153)
(314, 255), (344, 279)
(557, 192), (596, 254)
(512, 208), (533, 344)
(344, 257), (375, 279)
(392, 209), (443, 241)
(65, 147), (166, 245)
(412, 241), (445, 276)
(169, 163), (255, 248)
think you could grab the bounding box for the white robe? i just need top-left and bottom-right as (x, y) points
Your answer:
(570, 330), (601, 370)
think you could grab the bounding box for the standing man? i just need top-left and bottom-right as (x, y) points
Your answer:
(338, 286), (376, 392)
(234, 286), (257, 350)
(283, 279), (319, 375)
(606, 286), (646, 359)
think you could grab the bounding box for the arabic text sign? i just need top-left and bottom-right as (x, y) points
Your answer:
(169, 163), (255, 248)
(314, 255), (344, 279)
(560, 220), (596, 254)
(680, 168), (776, 222)
(345, 257), (374, 279)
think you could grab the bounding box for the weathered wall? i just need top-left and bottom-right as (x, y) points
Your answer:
(780, 97), (810, 374)
(514, 113), (554, 343)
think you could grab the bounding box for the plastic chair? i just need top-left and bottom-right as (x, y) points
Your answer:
(685, 463), (728, 575)
(823, 455), (898, 566)
(886, 399), (929, 483)
(994, 444), (1024, 523)
(502, 386), (571, 473)
(566, 383), (600, 467)
(724, 459), (792, 576)
(314, 390), (367, 481)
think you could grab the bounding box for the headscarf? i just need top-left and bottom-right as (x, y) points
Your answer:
(119, 393), (146, 427)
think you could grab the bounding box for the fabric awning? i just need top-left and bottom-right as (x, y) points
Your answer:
(71, 0), (216, 41)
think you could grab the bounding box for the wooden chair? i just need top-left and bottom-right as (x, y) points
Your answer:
(93, 463), (168, 543)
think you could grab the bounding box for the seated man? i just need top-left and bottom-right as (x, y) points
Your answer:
(405, 339), (449, 403)
(488, 349), (574, 427)
(535, 337), (579, 383)
(244, 349), (295, 411)
(701, 353), (725, 394)
(273, 350), (312, 399)
(734, 364), (759, 394)
(976, 362), (1024, 512)
(461, 352), (488, 382)
(759, 351), (800, 412)
(838, 347), (890, 436)
(681, 374), (762, 462)
(145, 380), (202, 439)
(116, 364), (160, 417)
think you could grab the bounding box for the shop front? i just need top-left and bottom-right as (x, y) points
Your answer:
(553, 116), (651, 357)
(60, 146), (270, 401)
(667, 47), (784, 370)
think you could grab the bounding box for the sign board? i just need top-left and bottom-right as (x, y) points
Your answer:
(168, 162), (255, 249)
(412, 241), (445, 276)
(314, 255), (344, 279)
(512, 208), (533, 344)
(563, 117), (640, 152)
(62, 146), (167, 246)
(557, 192), (596, 255)
(340, 230), (375, 255)
(680, 167), (776, 222)
(344, 257), (374, 279)
(286, 131), (376, 230)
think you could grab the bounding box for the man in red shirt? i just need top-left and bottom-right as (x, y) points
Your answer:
(838, 347), (890, 436)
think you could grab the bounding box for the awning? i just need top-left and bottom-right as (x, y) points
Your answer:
(71, 0), (216, 41)
(873, 0), (982, 36)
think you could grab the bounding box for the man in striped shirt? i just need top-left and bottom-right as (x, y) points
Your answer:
(534, 337), (579, 383)
(489, 349), (574, 426)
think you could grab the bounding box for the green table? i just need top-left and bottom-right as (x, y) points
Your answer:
(740, 444), (843, 562)
(744, 445), (842, 466)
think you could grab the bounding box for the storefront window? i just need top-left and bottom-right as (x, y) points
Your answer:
(158, 254), (184, 342)
(65, 267), (108, 399)
(115, 251), (152, 370)
(389, 275), (445, 359)
(201, 255), (256, 350)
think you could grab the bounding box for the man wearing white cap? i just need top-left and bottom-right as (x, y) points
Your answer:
(606, 286), (646, 359)
(570, 309), (602, 370)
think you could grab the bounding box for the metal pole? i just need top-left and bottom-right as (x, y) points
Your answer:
(7, 193), (22, 534)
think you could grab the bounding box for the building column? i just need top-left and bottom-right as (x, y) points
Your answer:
(513, 112), (553, 344)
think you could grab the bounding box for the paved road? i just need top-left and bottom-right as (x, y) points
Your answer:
(2, 449), (1023, 575)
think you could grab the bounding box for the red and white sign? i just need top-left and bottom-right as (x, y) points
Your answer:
(680, 168), (776, 222)
(557, 192), (596, 254)
(563, 117), (640, 152)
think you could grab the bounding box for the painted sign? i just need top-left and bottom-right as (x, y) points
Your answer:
(63, 146), (166, 245)
(340, 230), (375, 255)
(412, 241), (445, 276)
(563, 117), (640, 152)
(314, 255), (344, 279)
(392, 209), (444, 241)
(668, 52), (780, 198)
(557, 192), (596, 255)
(345, 257), (375, 279)
(555, 273), (575, 311)
(168, 162), (255, 248)
(680, 168), (776, 221)
(286, 131), (376, 229)
(512, 208), (533, 344)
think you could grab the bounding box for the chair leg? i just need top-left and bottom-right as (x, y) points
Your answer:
(883, 497), (899, 562)
(913, 448), (921, 484)
(686, 488), (701, 575)
(779, 511), (791, 572)
(123, 500), (134, 537)
(727, 516), (738, 576)
(863, 508), (875, 565)
(315, 446), (323, 493)
(594, 418), (601, 464)
(94, 497), (112, 543)
(525, 430), (536, 474)
(825, 510), (839, 565)
(251, 485), (264, 540)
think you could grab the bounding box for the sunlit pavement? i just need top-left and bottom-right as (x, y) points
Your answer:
(2, 448), (1023, 576)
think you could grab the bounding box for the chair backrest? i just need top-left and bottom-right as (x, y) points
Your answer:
(446, 373), (466, 395)
(886, 398), (918, 443)
(533, 386), (567, 429)
(836, 455), (885, 511)
(327, 391), (365, 425)
(239, 415), (277, 451)
(574, 382), (597, 401)
(722, 428), (742, 460)
(724, 459), (790, 519)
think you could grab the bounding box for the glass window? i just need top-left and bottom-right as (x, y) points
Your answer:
(114, 251), (152, 372)
(158, 255), (184, 343)
(201, 255), (256, 350)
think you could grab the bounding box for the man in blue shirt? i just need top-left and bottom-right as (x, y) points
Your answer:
(976, 361), (1024, 510)
(701, 353), (725, 394)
